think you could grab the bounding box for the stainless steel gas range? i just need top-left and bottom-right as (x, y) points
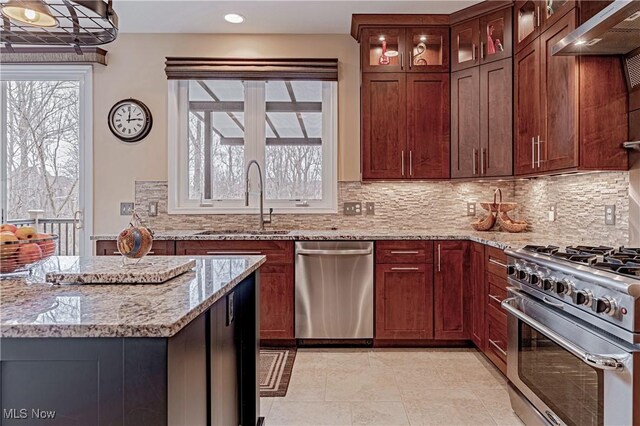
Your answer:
(502, 245), (640, 426)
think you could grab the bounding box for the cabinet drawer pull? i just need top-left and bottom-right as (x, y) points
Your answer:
(206, 251), (263, 255)
(401, 150), (405, 176)
(437, 244), (441, 272)
(531, 137), (536, 169)
(488, 294), (503, 304)
(389, 251), (420, 255)
(489, 339), (507, 357)
(390, 267), (420, 271)
(488, 258), (507, 269)
(409, 150), (413, 176)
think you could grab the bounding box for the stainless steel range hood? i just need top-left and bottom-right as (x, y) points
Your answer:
(552, 0), (640, 56)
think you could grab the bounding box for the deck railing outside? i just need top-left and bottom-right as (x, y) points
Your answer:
(7, 218), (79, 256)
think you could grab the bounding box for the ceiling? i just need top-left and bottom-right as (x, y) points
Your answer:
(114, 0), (483, 34)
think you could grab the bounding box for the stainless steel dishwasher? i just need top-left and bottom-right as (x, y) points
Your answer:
(295, 241), (374, 340)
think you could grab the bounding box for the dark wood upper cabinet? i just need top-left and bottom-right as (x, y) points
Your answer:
(514, 37), (541, 175)
(407, 73), (450, 179)
(480, 8), (513, 64)
(514, 0), (540, 52)
(451, 19), (480, 72)
(514, 8), (628, 176)
(434, 241), (468, 340)
(451, 67), (480, 178)
(375, 263), (434, 340)
(539, 11), (578, 172)
(540, 0), (575, 31)
(361, 73), (407, 179)
(361, 28), (406, 73)
(406, 27), (449, 73)
(480, 58), (513, 177)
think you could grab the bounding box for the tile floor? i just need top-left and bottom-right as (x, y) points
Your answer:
(261, 348), (524, 426)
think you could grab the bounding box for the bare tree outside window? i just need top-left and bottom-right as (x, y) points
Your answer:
(4, 80), (80, 220)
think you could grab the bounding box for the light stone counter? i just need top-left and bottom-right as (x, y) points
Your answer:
(0, 255), (265, 338)
(91, 229), (611, 250)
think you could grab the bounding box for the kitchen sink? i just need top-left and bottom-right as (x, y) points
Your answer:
(195, 230), (291, 236)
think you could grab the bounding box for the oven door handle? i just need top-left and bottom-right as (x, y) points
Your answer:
(501, 297), (626, 371)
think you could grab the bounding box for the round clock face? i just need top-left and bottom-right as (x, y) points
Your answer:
(108, 99), (152, 142)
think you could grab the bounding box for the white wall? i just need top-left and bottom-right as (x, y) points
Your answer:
(93, 33), (360, 234)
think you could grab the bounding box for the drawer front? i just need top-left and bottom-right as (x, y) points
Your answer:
(486, 315), (508, 365)
(485, 246), (508, 277)
(376, 241), (434, 264)
(175, 240), (293, 264)
(95, 240), (175, 256)
(486, 278), (508, 324)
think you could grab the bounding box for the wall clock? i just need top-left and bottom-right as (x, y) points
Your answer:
(108, 98), (153, 143)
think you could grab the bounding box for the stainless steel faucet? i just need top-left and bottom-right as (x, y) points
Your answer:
(244, 160), (272, 230)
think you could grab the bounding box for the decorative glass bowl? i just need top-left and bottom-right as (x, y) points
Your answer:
(0, 234), (59, 277)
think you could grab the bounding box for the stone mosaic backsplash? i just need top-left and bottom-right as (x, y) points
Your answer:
(135, 171), (630, 246)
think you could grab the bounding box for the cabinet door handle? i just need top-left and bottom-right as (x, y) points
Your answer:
(472, 148), (478, 175)
(390, 267), (420, 271)
(401, 150), (405, 176)
(480, 148), (485, 175)
(537, 136), (542, 168)
(488, 258), (507, 269)
(472, 43), (476, 62)
(390, 251), (420, 254)
(489, 294), (503, 304)
(437, 244), (441, 272)
(400, 52), (404, 70)
(206, 251), (263, 255)
(536, 6), (540, 28)
(480, 42), (484, 60)
(531, 137), (536, 169)
(409, 48), (412, 70)
(489, 339), (507, 357)
(409, 150), (413, 176)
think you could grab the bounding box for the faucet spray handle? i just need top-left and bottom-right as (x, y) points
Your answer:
(267, 208), (273, 224)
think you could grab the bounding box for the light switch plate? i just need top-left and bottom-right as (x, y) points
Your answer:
(467, 202), (476, 217)
(344, 202), (362, 216)
(605, 205), (616, 225)
(120, 202), (134, 216)
(365, 202), (375, 215)
(548, 204), (557, 222)
(148, 201), (158, 217)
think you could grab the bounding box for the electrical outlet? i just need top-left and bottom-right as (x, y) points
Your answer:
(467, 202), (476, 217)
(343, 202), (362, 216)
(605, 205), (616, 225)
(548, 204), (557, 222)
(148, 201), (158, 217)
(120, 202), (134, 216)
(365, 202), (375, 215)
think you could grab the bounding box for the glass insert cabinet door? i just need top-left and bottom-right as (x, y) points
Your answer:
(407, 27), (449, 72)
(515, 0), (539, 50)
(452, 22), (479, 71)
(361, 28), (406, 73)
(480, 8), (512, 63)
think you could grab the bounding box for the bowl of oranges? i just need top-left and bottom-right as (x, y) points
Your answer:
(0, 224), (58, 276)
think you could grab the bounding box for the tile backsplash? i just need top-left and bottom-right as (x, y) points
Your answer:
(135, 171), (630, 245)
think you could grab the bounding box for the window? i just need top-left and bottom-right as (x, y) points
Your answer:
(0, 65), (92, 255)
(168, 78), (337, 214)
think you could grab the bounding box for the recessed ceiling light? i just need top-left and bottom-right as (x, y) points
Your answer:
(378, 35), (385, 41)
(419, 35), (427, 42)
(224, 13), (244, 24)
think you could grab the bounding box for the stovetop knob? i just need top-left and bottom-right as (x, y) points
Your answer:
(507, 264), (517, 277)
(556, 279), (574, 296)
(595, 296), (617, 316)
(529, 273), (541, 287)
(542, 278), (555, 291)
(517, 267), (529, 281)
(574, 289), (593, 307)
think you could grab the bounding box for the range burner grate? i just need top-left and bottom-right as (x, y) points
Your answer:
(523, 245), (560, 254)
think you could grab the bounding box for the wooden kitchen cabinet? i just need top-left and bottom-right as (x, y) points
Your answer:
(468, 242), (485, 350)
(375, 263), (434, 340)
(434, 241), (468, 340)
(95, 240), (175, 256)
(407, 73), (450, 179)
(175, 240), (295, 342)
(514, 8), (628, 176)
(483, 245), (509, 374)
(514, 0), (540, 52)
(452, 58), (512, 178)
(361, 28), (406, 73)
(362, 73), (406, 180)
(406, 27), (449, 73)
(451, 19), (480, 72)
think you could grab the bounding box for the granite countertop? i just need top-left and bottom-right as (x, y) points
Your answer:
(0, 255), (265, 339)
(91, 229), (609, 250)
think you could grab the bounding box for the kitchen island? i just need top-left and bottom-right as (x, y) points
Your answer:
(0, 255), (265, 426)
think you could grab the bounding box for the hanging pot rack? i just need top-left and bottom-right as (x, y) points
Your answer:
(0, 0), (118, 52)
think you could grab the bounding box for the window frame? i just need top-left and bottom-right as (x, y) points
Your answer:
(168, 79), (337, 214)
(0, 64), (93, 255)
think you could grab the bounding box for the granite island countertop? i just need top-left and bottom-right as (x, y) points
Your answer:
(0, 255), (266, 338)
(91, 229), (619, 250)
